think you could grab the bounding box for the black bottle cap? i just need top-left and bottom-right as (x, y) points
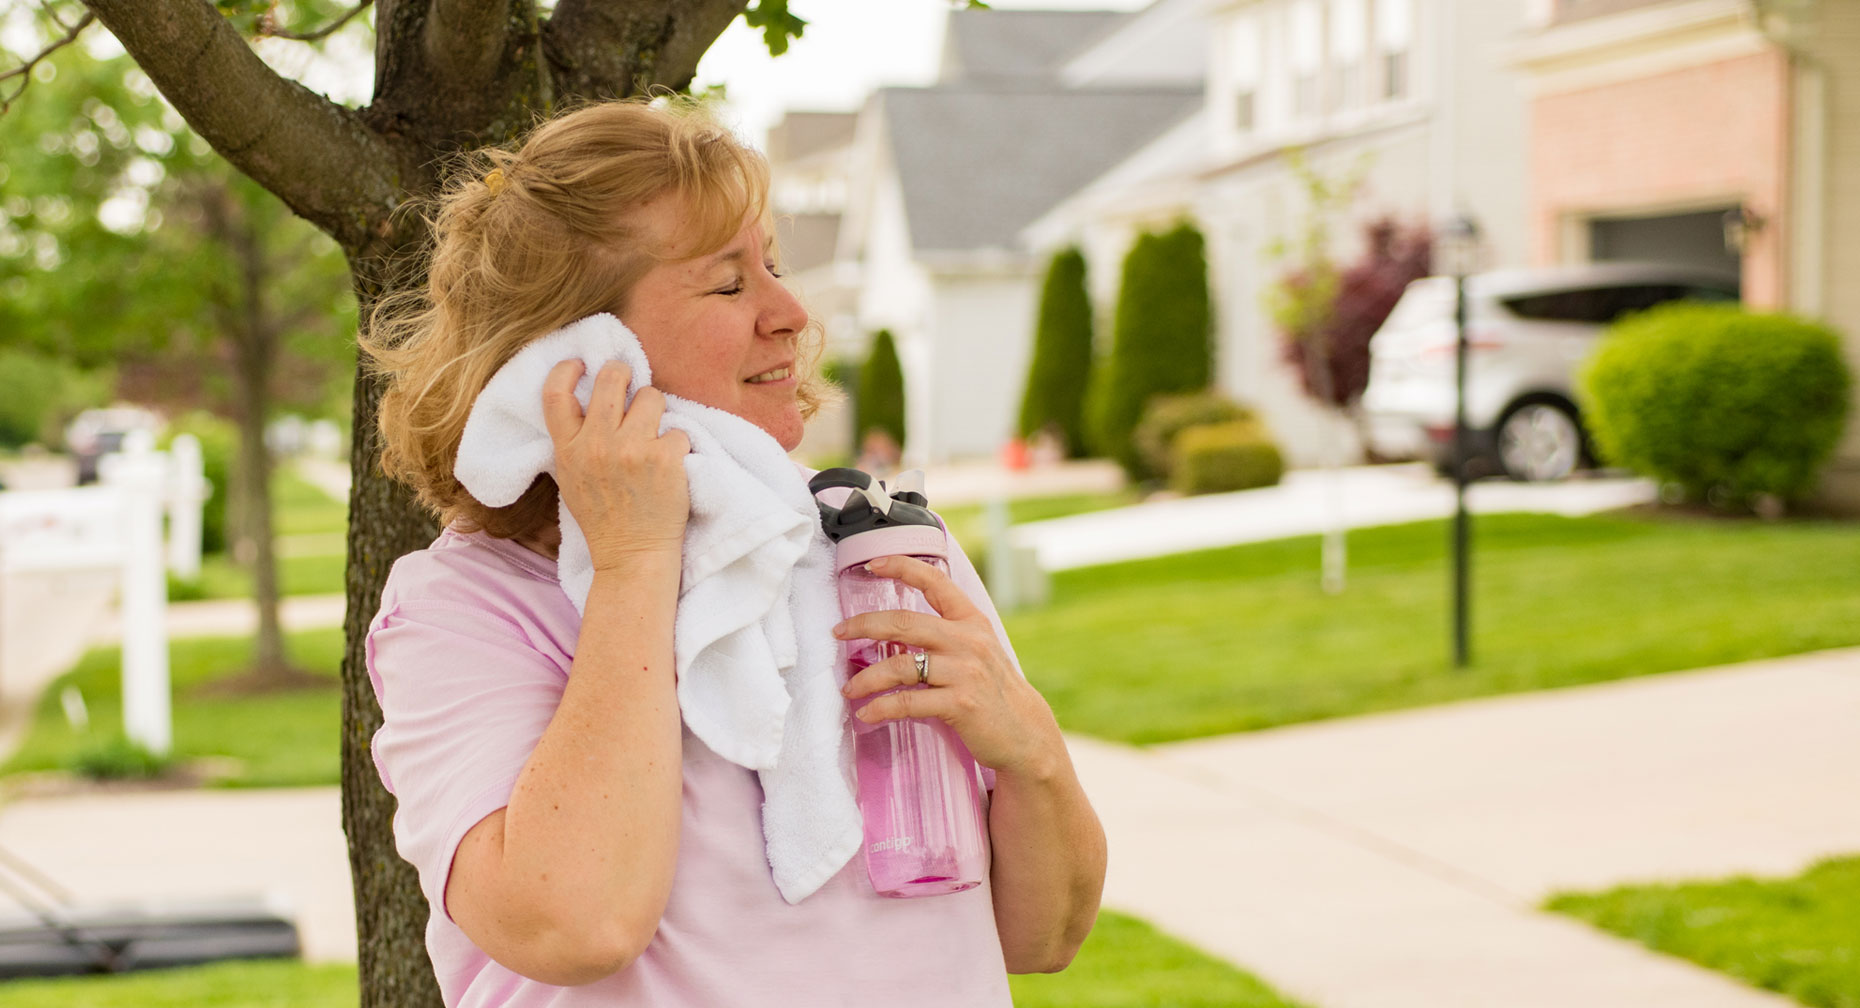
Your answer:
(808, 467), (939, 543)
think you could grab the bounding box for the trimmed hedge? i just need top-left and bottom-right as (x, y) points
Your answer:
(1171, 422), (1284, 496)
(1581, 303), (1851, 507)
(1133, 392), (1257, 484)
(856, 329), (906, 449)
(1017, 247), (1095, 457)
(1089, 222), (1214, 476)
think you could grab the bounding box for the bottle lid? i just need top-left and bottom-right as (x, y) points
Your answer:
(809, 468), (945, 561)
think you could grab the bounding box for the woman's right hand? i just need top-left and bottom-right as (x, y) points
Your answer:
(541, 359), (691, 570)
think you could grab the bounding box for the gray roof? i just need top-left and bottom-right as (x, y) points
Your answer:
(939, 9), (1131, 84)
(879, 85), (1201, 254)
(765, 111), (859, 164)
(774, 212), (842, 273)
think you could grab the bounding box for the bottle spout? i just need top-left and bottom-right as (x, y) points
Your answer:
(890, 469), (928, 507)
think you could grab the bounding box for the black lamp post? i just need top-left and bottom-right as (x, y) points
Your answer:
(1439, 215), (1481, 669)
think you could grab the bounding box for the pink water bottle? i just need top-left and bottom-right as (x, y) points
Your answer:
(810, 468), (990, 898)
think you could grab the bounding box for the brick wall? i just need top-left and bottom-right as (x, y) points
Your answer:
(1530, 48), (1789, 307)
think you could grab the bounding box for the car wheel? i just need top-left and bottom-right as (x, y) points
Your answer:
(1496, 401), (1582, 482)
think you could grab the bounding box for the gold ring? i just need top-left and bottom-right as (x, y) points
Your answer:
(914, 651), (929, 685)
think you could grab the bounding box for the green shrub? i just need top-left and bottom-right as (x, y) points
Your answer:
(1134, 392), (1258, 483)
(1018, 247), (1096, 457)
(1091, 222), (1214, 476)
(70, 735), (169, 781)
(164, 411), (237, 554)
(1170, 422), (1285, 496)
(167, 572), (210, 602)
(820, 356), (856, 394)
(1581, 304), (1852, 507)
(855, 329), (906, 448)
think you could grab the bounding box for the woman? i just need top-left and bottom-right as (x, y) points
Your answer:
(362, 99), (1105, 1006)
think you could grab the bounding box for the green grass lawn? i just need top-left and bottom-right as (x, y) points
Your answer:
(3, 628), (342, 788)
(184, 550), (346, 601)
(174, 464), (349, 601)
(1007, 512), (1860, 743)
(937, 489), (1143, 551)
(271, 465), (349, 537)
(1011, 911), (1309, 1007)
(1548, 856), (1860, 1008)
(0, 910), (1305, 1007)
(13, 511), (1856, 787)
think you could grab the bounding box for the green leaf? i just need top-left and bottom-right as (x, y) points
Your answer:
(743, 0), (807, 57)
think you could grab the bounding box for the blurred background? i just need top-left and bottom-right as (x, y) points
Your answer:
(0, 2), (1856, 1007)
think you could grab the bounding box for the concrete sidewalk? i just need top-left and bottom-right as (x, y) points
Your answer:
(1079, 646), (1860, 1008)
(1015, 463), (1656, 570)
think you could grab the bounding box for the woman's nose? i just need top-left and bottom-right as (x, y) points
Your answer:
(761, 275), (808, 337)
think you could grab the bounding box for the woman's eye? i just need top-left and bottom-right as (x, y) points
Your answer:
(713, 282), (744, 296)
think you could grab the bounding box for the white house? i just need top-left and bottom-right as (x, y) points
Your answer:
(1027, 0), (1533, 466)
(831, 7), (1205, 463)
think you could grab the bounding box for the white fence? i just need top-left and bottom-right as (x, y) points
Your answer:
(0, 432), (208, 756)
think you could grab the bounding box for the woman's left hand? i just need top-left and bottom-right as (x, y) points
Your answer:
(834, 555), (1064, 775)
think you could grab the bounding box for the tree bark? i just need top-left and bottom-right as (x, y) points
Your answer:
(546, 0), (747, 97)
(341, 331), (444, 1007)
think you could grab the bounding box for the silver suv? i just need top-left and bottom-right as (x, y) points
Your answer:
(1362, 262), (1739, 481)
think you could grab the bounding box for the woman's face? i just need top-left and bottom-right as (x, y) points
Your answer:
(622, 199), (809, 451)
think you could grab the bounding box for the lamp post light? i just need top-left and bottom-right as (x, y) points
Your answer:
(1438, 214), (1482, 669)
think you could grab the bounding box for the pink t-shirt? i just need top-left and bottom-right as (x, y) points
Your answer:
(366, 526), (1015, 1007)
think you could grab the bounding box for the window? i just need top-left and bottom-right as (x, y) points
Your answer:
(1374, 0), (1412, 100)
(1291, 0), (1322, 119)
(1501, 284), (1718, 325)
(1231, 16), (1262, 132)
(1328, 0), (1366, 110)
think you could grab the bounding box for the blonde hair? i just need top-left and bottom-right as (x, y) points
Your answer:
(364, 99), (831, 538)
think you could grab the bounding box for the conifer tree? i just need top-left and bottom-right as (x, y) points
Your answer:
(1090, 221), (1214, 475)
(1017, 247), (1095, 456)
(857, 328), (907, 449)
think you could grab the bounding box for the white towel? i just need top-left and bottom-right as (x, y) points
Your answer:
(454, 313), (860, 904)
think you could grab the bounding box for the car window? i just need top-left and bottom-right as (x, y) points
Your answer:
(1605, 284), (1691, 318)
(1501, 288), (1617, 324)
(1501, 282), (1738, 325)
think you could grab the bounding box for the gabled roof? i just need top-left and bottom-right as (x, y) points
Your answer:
(766, 111), (859, 164)
(879, 85), (1202, 255)
(774, 212), (841, 274)
(938, 8), (1132, 85)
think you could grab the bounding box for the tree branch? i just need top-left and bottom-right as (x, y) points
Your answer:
(260, 0), (374, 42)
(1, 10), (94, 114)
(422, 0), (509, 90)
(79, 0), (404, 253)
(544, 0), (747, 101)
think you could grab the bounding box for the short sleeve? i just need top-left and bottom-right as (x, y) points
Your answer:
(940, 530), (1017, 792)
(941, 528), (1024, 680)
(366, 600), (570, 920)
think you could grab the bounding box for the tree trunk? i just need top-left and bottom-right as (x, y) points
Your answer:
(340, 257), (445, 1008)
(236, 213), (290, 678)
(210, 178), (292, 681)
(236, 356), (287, 674)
